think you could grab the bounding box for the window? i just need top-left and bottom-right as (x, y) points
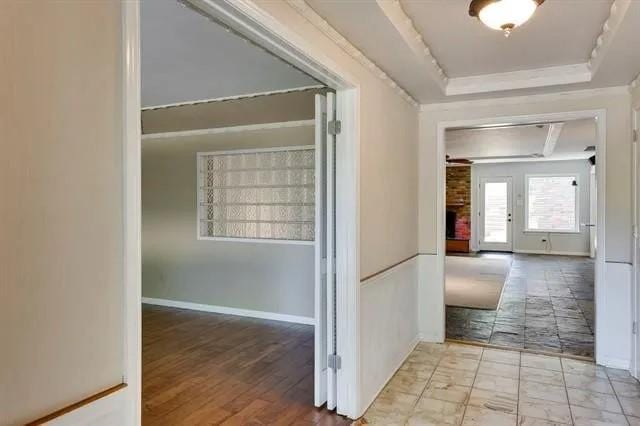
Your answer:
(525, 174), (579, 233)
(197, 146), (315, 243)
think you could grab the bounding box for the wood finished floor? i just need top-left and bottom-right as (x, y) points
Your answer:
(142, 304), (351, 425)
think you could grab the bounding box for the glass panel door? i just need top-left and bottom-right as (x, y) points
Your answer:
(480, 177), (513, 251)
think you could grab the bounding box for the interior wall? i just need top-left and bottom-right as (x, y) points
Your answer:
(0, 1), (124, 424)
(470, 160), (592, 255)
(142, 125), (315, 319)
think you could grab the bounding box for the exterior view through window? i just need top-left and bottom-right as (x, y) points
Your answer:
(484, 181), (508, 243)
(526, 175), (578, 232)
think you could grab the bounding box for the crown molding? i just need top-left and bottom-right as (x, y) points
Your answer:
(375, 0), (448, 91)
(420, 86), (630, 112)
(285, 0), (418, 107)
(446, 63), (592, 97)
(587, 0), (631, 75)
(141, 85), (325, 110)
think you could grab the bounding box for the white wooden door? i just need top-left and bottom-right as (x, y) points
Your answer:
(325, 92), (338, 410)
(314, 93), (338, 407)
(314, 94), (328, 406)
(479, 177), (513, 252)
(633, 108), (640, 379)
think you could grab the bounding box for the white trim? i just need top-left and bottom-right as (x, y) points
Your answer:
(587, 0), (632, 75)
(121, 2), (141, 425)
(599, 356), (631, 370)
(421, 86), (629, 112)
(196, 144), (314, 156)
(524, 173), (581, 234)
(632, 106), (639, 379)
(436, 109), (607, 366)
(632, 73), (640, 90)
(142, 119), (315, 140)
(142, 297), (315, 325)
(374, 0), (447, 90)
(197, 236), (315, 245)
(446, 64), (591, 97)
(48, 387), (129, 426)
(543, 123), (564, 157)
(513, 249), (591, 257)
(141, 85), (325, 110)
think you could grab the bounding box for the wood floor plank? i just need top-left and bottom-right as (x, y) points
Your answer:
(142, 304), (350, 425)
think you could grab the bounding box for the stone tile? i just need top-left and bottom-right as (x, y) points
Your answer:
(407, 397), (465, 426)
(570, 406), (628, 426)
(519, 381), (567, 404)
(563, 373), (614, 394)
(621, 396), (640, 417)
(561, 359), (608, 378)
(628, 416), (640, 425)
(567, 388), (623, 413)
(518, 398), (572, 424)
(365, 388), (418, 422)
(461, 405), (517, 426)
(422, 381), (471, 404)
(386, 370), (429, 396)
(521, 353), (562, 371)
(520, 366), (565, 387)
(477, 360), (519, 379)
(445, 343), (483, 360)
(517, 416), (570, 425)
(611, 380), (640, 398)
(473, 374), (519, 395)
(482, 348), (520, 366)
(439, 355), (480, 372)
(399, 360), (436, 380)
(467, 388), (518, 415)
(431, 366), (477, 387)
(607, 367), (640, 384)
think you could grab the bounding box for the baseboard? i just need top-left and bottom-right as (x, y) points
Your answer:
(513, 249), (590, 256)
(359, 336), (420, 418)
(141, 297), (315, 325)
(598, 356), (630, 370)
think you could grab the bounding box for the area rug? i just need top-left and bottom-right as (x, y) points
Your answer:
(445, 256), (511, 310)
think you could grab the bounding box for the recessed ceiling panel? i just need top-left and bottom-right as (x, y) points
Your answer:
(141, 0), (318, 108)
(401, 0), (613, 78)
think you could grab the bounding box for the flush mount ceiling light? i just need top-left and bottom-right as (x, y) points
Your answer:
(469, 0), (545, 37)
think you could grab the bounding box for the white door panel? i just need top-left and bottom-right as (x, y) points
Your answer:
(479, 177), (513, 252)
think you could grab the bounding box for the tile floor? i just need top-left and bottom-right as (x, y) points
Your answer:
(362, 342), (640, 425)
(446, 253), (594, 357)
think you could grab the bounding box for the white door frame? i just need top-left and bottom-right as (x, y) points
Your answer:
(478, 176), (514, 252)
(436, 109), (606, 363)
(632, 106), (640, 378)
(121, 0), (361, 420)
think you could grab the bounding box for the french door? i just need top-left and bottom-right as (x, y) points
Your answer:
(479, 177), (513, 252)
(314, 93), (338, 407)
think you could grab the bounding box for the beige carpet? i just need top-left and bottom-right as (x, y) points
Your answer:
(445, 256), (511, 310)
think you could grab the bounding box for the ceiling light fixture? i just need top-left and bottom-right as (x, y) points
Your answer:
(469, 0), (545, 37)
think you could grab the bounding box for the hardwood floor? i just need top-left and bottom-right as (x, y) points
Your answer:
(142, 304), (350, 425)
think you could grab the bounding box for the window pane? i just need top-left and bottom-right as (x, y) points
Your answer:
(484, 182), (508, 243)
(527, 176), (576, 231)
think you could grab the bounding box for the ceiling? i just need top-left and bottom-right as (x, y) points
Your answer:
(446, 118), (597, 164)
(141, 0), (318, 108)
(305, 0), (640, 103)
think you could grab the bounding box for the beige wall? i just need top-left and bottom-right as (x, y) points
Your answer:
(255, 1), (420, 280)
(420, 88), (633, 263)
(0, 1), (124, 425)
(142, 126), (315, 318)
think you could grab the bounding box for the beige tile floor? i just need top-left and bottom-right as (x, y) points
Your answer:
(361, 342), (640, 425)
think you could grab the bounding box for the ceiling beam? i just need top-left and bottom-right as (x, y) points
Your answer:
(375, 0), (448, 92)
(542, 123), (564, 157)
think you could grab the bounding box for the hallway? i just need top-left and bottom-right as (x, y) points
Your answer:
(446, 254), (594, 357)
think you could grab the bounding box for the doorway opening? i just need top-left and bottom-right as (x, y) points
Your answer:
(126, 0), (359, 422)
(443, 116), (601, 360)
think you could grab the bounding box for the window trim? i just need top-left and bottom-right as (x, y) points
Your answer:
(524, 173), (580, 234)
(196, 145), (316, 245)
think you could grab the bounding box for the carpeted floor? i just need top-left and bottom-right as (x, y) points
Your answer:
(445, 255), (511, 309)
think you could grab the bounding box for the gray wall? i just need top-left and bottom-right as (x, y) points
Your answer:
(1, 1), (124, 424)
(142, 125), (315, 318)
(471, 160), (592, 255)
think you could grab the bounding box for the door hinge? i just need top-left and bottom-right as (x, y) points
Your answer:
(328, 353), (342, 370)
(328, 120), (342, 136)
(633, 321), (637, 335)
